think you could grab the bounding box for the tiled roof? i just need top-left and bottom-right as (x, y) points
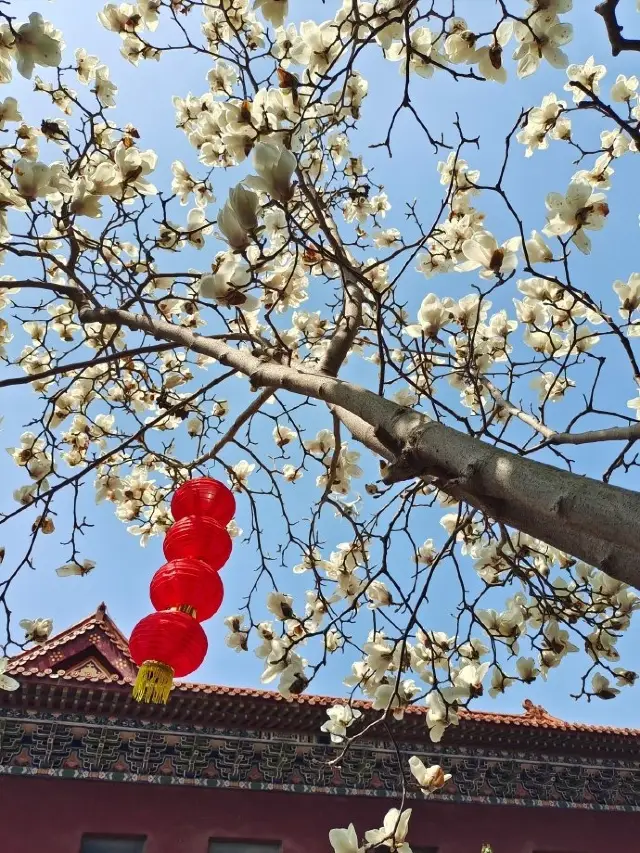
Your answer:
(7, 603), (133, 671)
(4, 606), (639, 747)
(7, 603), (136, 681)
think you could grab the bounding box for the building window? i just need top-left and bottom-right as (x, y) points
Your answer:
(80, 836), (146, 853)
(209, 841), (281, 853)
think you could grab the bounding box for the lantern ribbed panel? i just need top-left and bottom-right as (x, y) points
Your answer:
(129, 610), (208, 678)
(171, 478), (236, 526)
(150, 558), (224, 622)
(162, 515), (232, 570)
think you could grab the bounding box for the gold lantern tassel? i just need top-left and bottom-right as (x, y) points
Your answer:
(132, 660), (175, 704)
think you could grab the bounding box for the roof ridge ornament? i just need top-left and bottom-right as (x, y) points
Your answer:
(522, 698), (561, 722)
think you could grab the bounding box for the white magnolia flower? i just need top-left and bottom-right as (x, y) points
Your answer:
(304, 429), (336, 456)
(564, 56), (606, 104)
(373, 228), (401, 248)
(114, 142), (158, 196)
(0, 658), (19, 692)
(445, 20), (478, 64)
(610, 73), (638, 103)
(8, 431), (53, 481)
(415, 540), (436, 565)
(282, 464), (302, 482)
(98, 3), (142, 34)
(277, 653), (308, 698)
(321, 704), (362, 742)
(366, 580), (393, 609)
(450, 661), (490, 700)
(517, 93), (570, 155)
(488, 666), (514, 697)
(254, 0), (288, 27)
(13, 159), (54, 199)
(387, 27), (442, 79)
(14, 13), (62, 79)
(217, 184), (259, 249)
(458, 232), (520, 278)
(199, 253), (256, 309)
(475, 21), (513, 84)
(75, 47), (99, 83)
(329, 825), (364, 853)
(591, 673), (620, 699)
(0, 97), (22, 129)
(365, 808), (412, 853)
(94, 64), (118, 107)
(614, 668), (638, 687)
(540, 620), (579, 670)
(426, 690), (459, 742)
(405, 294), (453, 339)
(614, 273), (640, 320)
(19, 617), (53, 644)
(224, 614), (248, 652)
(530, 372), (575, 402)
(229, 460), (255, 491)
(513, 13), (572, 78)
(543, 180), (609, 254)
(408, 757), (452, 794)
(56, 559), (96, 578)
(525, 230), (554, 262)
(517, 657), (539, 683)
(321, 627), (342, 653)
(227, 519), (243, 539)
(273, 424), (297, 447)
(70, 179), (102, 218)
(138, 0), (161, 30)
(600, 127), (632, 158)
(372, 679), (421, 720)
(572, 153), (614, 190)
(299, 20), (342, 76)
(246, 142), (296, 202)
(266, 591), (294, 620)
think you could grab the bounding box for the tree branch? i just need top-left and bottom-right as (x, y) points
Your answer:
(318, 275), (364, 377)
(0, 343), (176, 390)
(547, 422), (640, 446)
(0, 369), (235, 527)
(191, 388), (274, 468)
(481, 379), (556, 440)
(571, 80), (640, 146)
(77, 302), (640, 588)
(595, 0), (640, 56)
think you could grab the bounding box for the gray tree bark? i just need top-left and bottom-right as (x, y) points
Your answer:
(78, 302), (640, 589)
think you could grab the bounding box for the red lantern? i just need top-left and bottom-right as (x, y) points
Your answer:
(131, 471), (236, 705)
(172, 477), (236, 526)
(150, 558), (224, 622)
(163, 515), (232, 570)
(130, 610), (208, 703)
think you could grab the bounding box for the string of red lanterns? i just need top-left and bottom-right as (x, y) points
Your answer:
(129, 477), (236, 704)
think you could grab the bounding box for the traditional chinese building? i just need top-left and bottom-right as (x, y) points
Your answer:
(1, 604), (639, 853)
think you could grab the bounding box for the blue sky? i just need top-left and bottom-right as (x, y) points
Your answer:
(3, 0), (640, 728)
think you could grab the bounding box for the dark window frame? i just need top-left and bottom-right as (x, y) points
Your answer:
(209, 840), (282, 853)
(80, 834), (147, 853)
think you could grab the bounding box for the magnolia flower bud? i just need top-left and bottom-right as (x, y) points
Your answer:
(247, 142), (297, 202)
(217, 200), (249, 249)
(228, 183), (259, 231)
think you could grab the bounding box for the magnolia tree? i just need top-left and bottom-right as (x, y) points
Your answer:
(2, 0), (640, 846)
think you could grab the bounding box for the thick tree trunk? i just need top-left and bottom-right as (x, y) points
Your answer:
(79, 304), (640, 589)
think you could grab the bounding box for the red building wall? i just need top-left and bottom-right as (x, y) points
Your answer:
(1, 775), (638, 853)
